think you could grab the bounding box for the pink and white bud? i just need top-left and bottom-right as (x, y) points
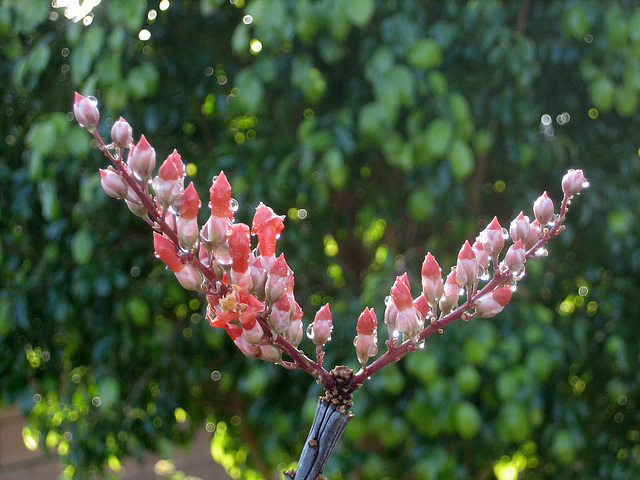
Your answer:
(73, 92), (99, 130)
(200, 215), (230, 249)
(455, 240), (477, 286)
(421, 253), (444, 308)
(503, 239), (526, 272)
(509, 212), (530, 243)
(439, 268), (460, 314)
(384, 298), (398, 334)
(177, 217), (199, 249)
(285, 303), (304, 347)
(533, 191), (554, 225)
(228, 223), (251, 274)
(562, 169), (586, 196)
(224, 324), (261, 357)
(472, 239), (491, 273)
(249, 255), (268, 299)
(260, 344), (282, 364)
(310, 304), (333, 346)
(390, 273), (414, 310)
(153, 151), (185, 208)
(174, 263), (201, 291)
(269, 293), (294, 334)
(264, 254), (293, 304)
(111, 117), (133, 149)
(413, 293), (430, 319)
(524, 220), (541, 251)
(242, 319), (264, 345)
(128, 135), (156, 180)
(99, 168), (128, 199)
(125, 199), (148, 218)
(481, 217), (505, 258)
(354, 307), (378, 366)
(252, 203), (286, 257)
(475, 286), (513, 318)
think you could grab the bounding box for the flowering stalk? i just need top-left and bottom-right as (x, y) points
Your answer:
(75, 93), (586, 479)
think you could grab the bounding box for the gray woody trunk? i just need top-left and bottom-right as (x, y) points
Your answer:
(284, 366), (354, 480)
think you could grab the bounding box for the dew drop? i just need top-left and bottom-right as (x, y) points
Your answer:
(132, 171), (143, 182)
(384, 295), (393, 306)
(512, 266), (526, 281)
(501, 227), (510, 240)
(168, 204), (179, 215)
(582, 181), (590, 189)
(478, 265), (490, 281)
(417, 340), (426, 349)
(465, 307), (476, 318)
(87, 95), (98, 106)
(306, 323), (315, 340)
(534, 247), (548, 257)
(229, 198), (239, 212)
(392, 329), (401, 339)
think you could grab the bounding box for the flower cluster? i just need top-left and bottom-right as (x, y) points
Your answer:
(75, 92), (586, 385)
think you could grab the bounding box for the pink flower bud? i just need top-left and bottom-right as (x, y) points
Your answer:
(384, 299), (398, 333)
(285, 303), (304, 347)
(153, 232), (183, 272)
(224, 323), (261, 357)
(472, 239), (490, 272)
(210, 171), (233, 219)
(509, 212), (530, 243)
(153, 151), (185, 208)
(249, 255), (267, 298)
(73, 92), (99, 130)
(177, 217), (199, 249)
(475, 286), (513, 318)
(111, 117), (133, 148)
(413, 294), (430, 319)
(252, 203), (285, 257)
(439, 269), (460, 314)
(421, 253), (444, 308)
(125, 199), (148, 218)
(264, 253), (293, 303)
(269, 293), (294, 334)
(242, 319), (264, 345)
(128, 135), (156, 180)
(200, 215), (230, 248)
(260, 344), (282, 363)
(481, 217), (505, 258)
(503, 239), (526, 271)
(524, 220), (541, 251)
(179, 183), (201, 220)
(174, 263), (201, 291)
(99, 168), (128, 199)
(356, 307), (378, 335)
(533, 191), (554, 225)
(562, 169), (586, 196)
(228, 223), (251, 274)
(390, 273), (414, 310)
(310, 304), (333, 346)
(354, 307), (378, 365)
(455, 240), (477, 286)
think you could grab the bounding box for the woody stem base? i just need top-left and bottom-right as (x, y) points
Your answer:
(284, 366), (354, 480)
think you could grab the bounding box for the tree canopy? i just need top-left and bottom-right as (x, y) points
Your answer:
(1, 0), (639, 479)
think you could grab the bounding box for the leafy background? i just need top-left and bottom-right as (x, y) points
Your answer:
(1, 0), (639, 479)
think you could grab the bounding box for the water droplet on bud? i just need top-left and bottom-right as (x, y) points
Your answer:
(229, 198), (239, 212)
(384, 295), (393, 306)
(512, 266), (526, 281)
(306, 323), (314, 340)
(534, 247), (548, 257)
(501, 227), (510, 240)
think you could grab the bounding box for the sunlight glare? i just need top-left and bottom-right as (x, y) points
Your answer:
(52, 0), (102, 23)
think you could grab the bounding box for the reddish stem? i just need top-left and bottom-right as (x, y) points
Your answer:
(350, 194), (573, 388)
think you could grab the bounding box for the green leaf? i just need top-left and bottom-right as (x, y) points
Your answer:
(126, 63), (159, 100)
(234, 69), (264, 112)
(126, 296), (151, 326)
(424, 118), (453, 158)
(97, 376), (121, 412)
(407, 38), (442, 69)
(27, 40), (51, 75)
(408, 187), (434, 223)
(323, 148), (348, 190)
(344, 0), (375, 28)
(448, 139), (475, 180)
(590, 76), (615, 111)
(453, 401), (481, 439)
(37, 180), (60, 222)
(71, 227), (93, 265)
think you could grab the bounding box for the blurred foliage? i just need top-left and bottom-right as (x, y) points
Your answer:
(1, 0), (640, 479)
